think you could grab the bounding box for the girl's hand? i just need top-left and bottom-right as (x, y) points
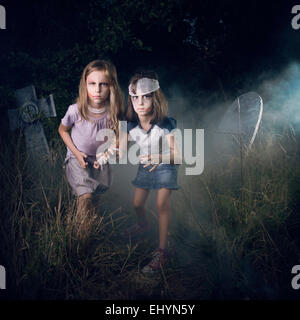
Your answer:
(94, 152), (109, 169)
(93, 161), (100, 169)
(96, 151), (109, 169)
(140, 154), (161, 172)
(144, 163), (158, 172)
(76, 151), (88, 168)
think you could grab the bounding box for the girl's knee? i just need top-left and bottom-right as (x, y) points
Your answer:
(79, 193), (92, 200)
(156, 200), (170, 213)
(133, 200), (145, 211)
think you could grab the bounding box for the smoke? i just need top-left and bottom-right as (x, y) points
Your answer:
(258, 62), (300, 130)
(166, 61), (300, 170)
(108, 61), (300, 241)
(161, 63), (300, 263)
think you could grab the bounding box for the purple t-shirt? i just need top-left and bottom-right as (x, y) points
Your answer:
(61, 103), (110, 160)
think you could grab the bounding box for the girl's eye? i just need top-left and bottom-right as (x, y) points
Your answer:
(88, 82), (109, 86)
(144, 95), (152, 100)
(132, 96), (138, 100)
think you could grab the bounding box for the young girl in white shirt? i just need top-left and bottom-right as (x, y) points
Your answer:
(122, 70), (181, 274)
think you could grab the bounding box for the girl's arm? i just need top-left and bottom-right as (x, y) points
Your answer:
(163, 134), (182, 165)
(141, 134), (182, 172)
(58, 123), (88, 168)
(94, 130), (128, 169)
(117, 131), (129, 160)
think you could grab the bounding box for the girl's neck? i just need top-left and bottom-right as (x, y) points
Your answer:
(88, 105), (107, 114)
(138, 114), (153, 131)
(138, 114), (152, 125)
(87, 102), (108, 119)
(90, 100), (108, 109)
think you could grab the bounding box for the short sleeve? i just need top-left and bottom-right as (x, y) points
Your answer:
(126, 121), (139, 133)
(167, 117), (177, 131)
(61, 104), (79, 127)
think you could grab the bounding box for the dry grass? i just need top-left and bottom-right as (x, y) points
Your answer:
(0, 120), (299, 300)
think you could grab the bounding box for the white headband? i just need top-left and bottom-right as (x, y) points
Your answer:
(128, 78), (160, 96)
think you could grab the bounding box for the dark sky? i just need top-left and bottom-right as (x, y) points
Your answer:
(0, 1), (299, 94)
(0, 2), (296, 56)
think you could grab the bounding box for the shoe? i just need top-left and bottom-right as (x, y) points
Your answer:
(142, 248), (167, 274)
(121, 222), (149, 240)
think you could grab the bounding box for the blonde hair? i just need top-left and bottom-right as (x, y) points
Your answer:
(126, 70), (168, 123)
(77, 60), (124, 133)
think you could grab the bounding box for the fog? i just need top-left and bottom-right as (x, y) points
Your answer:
(105, 62), (300, 255)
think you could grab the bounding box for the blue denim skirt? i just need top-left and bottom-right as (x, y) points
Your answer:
(132, 163), (179, 190)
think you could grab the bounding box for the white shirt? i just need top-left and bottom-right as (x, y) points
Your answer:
(127, 117), (176, 164)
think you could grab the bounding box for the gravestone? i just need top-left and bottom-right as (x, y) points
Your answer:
(7, 85), (56, 165)
(216, 92), (263, 156)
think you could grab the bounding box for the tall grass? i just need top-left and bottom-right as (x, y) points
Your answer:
(0, 119), (299, 300)
(0, 133), (176, 299)
(171, 120), (300, 299)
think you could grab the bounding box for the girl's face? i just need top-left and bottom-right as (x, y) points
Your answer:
(86, 70), (110, 108)
(131, 94), (153, 117)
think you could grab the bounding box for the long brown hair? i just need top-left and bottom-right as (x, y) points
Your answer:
(126, 70), (168, 123)
(77, 60), (124, 133)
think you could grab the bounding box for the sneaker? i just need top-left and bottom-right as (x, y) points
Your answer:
(121, 222), (149, 240)
(142, 248), (167, 274)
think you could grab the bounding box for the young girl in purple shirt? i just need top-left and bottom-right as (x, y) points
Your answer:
(58, 60), (123, 239)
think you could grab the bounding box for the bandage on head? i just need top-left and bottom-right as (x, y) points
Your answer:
(128, 78), (160, 96)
